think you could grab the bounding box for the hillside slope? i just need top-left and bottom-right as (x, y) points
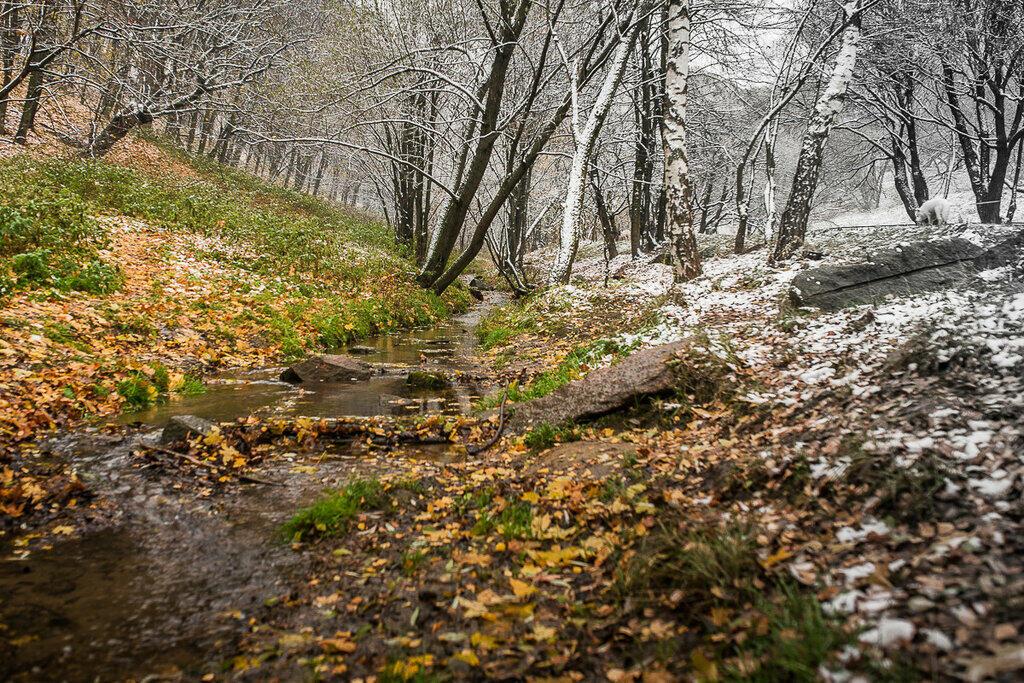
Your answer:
(0, 138), (467, 515)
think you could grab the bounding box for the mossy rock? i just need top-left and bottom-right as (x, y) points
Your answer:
(405, 370), (450, 389)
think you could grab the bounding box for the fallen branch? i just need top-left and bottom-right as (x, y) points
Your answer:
(141, 445), (285, 487)
(467, 385), (510, 456)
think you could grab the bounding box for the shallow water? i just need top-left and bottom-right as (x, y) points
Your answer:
(121, 308), (487, 426)
(0, 297), (498, 681)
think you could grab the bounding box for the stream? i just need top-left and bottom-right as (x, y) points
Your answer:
(0, 295), (500, 682)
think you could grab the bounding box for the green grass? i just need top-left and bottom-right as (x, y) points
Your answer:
(477, 339), (628, 411)
(281, 479), (385, 542)
(523, 421), (581, 451)
(724, 584), (848, 682)
(0, 145), (471, 352)
(116, 362), (206, 410)
(476, 297), (542, 350)
(615, 520), (851, 680)
(401, 549), (429, 576)
(497, 501), (534, 539)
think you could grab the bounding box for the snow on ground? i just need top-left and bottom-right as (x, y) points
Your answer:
(529, 223), (1024, 670)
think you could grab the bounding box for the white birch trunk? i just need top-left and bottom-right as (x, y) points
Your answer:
(548, 12), (638, 285)
(762, 120), (779, 244)
(772, 0), (863, 261)
(662, 0), (701, 281)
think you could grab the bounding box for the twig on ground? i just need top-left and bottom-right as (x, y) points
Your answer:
(467, 384), (510, 456)
(140, 445), (285, 487)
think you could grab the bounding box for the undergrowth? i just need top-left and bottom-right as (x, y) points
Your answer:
(477, 338), (629, 410)
(616, 519), (851, 680)
(282, 479), (385, 542)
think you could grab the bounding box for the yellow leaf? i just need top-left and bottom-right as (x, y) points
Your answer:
(470, 631), (497, 650)
(319, 637), (357, 653)
(453, 648), (479, 666)
(691, 649), (719, 681)
(202, 427), (224, 446)
(510, 578), (537, 598)
(521, 491), (540, 504)
(760, 548), (792, 569)
(532, 624), (557, 641)
(167, 372), (186, 392)
(545, 477), (574, 500)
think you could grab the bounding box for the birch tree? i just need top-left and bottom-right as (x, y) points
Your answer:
(549, 6), (640, 284)
(662, 0), (700, 281)
(772, 0), (866, 262)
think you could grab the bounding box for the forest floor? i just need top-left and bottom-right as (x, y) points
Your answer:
(209, 228), (1022, 682)
(2, 135), (1023, 682)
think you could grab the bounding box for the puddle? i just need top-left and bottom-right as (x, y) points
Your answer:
(0, 294), (502, 681)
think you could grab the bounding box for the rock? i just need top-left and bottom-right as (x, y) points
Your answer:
(469, 287), (484, 301)
(506, 340), (695, 432)
(790, 237), (985, 310)
(974, 229), (1024, 271)
(280, 354), (373, 383)
(469, 276), (488, 290)
(406, 370), (450, 389)
(160, 415), (216, 444)
(347, 345), (376, 355)
(40, 431), (124, 457)
(791, 230), (1024, 310)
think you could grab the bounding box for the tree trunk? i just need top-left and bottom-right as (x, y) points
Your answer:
(82, 109), (155, 157)
(14, 68), (45, 144)
(549, 14), (639, 284)
(662, 0), (701, 281)
(590, 164), (618, 259)
(772, 1), (863, 262)
(417, 0), (531, 288)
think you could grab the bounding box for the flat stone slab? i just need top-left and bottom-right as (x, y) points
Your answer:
(506, 340), (692, 433)
(347, 345), (376, 355)
(789, 233), (1024, 310)
(160, 415), (216, 444)
(280, 354), (373, 383)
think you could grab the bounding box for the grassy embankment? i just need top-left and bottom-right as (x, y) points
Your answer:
(0, 142), (469, 440)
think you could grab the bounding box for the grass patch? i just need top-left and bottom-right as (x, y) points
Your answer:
(471, 499), (534, 540)
(0, 151), (470, 347)
(476, 297), (541, 350)
(401, 549), (429, 577)
(116, 362), (205, 410)
(0, 166), (124, 296)
(477, 338), (628, 410)
(839, 438), (958, 524)
(523, 421), (581, 451)
(497, 501), (534, 540)
(617, 519), (849, 680)
(281, 479), (385, 542)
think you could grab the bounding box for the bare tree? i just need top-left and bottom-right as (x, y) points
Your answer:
(772, 0), (867, 262)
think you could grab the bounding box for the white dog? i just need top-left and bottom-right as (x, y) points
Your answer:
(915, 197), (953, 225)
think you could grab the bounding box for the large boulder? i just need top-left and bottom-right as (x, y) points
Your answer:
(506, 340), (693, 433)
(280, 354), (373, 383)
(790, 238), (985, 310)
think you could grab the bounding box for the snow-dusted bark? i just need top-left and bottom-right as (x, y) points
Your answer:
(772, 0), (864, 262)
(762, 121), (779, 244)
(662, 0), (701, 281)
(548, 11), (639, 285)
